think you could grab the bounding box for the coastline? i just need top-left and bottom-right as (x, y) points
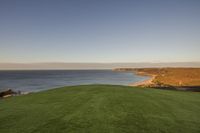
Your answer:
(114, 68), (200, 91)
(113, 68), (157, 87)
(129, 74), (156, 87)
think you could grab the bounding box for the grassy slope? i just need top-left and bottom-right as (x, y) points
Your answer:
(0, 85), (200, 133)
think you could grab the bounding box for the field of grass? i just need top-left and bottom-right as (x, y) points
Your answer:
(1, 85), (200, 133)
(135, 68), (200, 86)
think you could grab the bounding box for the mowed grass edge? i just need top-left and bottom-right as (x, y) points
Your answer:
(0, 85), (200, 133)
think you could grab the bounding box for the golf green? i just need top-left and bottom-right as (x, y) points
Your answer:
(1, 85), (200, 133)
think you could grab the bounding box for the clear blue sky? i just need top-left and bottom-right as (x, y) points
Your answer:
(0, 0), (200, 63)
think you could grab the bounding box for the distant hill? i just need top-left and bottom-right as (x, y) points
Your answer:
(114, 68), (200, 88)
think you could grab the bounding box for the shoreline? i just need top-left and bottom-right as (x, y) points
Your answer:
(113, 68), (157, 87)
(128, 70), (157, 87)
(129, 74), (156, 87)
(115, 68), (200, 91)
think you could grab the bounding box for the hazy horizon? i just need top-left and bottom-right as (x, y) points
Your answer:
(0, 62), (200, 70)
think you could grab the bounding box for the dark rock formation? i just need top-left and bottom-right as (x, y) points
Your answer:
(0, 89), (17, 98)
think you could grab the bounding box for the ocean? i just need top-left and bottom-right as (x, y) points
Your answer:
(0, 70), (148, 92)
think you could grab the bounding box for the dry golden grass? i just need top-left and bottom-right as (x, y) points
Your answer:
(134, 68), (200, 86)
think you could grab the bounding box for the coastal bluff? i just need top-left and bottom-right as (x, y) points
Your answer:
(114, 68), (200, 91)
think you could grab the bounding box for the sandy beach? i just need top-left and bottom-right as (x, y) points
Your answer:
(129, 75), (156, 86)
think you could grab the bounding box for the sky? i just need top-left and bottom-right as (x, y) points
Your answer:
(0, 0), (200, 63)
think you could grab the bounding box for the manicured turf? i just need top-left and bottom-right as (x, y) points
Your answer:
(0, 85), (200, 133)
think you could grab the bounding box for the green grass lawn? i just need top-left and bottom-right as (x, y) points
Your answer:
(0, 85), (200, 133)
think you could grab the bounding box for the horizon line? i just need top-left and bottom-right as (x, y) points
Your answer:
(0, 62), (200, 70)
(1, 61), (200, 64)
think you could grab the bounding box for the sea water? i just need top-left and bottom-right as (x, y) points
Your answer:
(0, 70), (148, 92)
